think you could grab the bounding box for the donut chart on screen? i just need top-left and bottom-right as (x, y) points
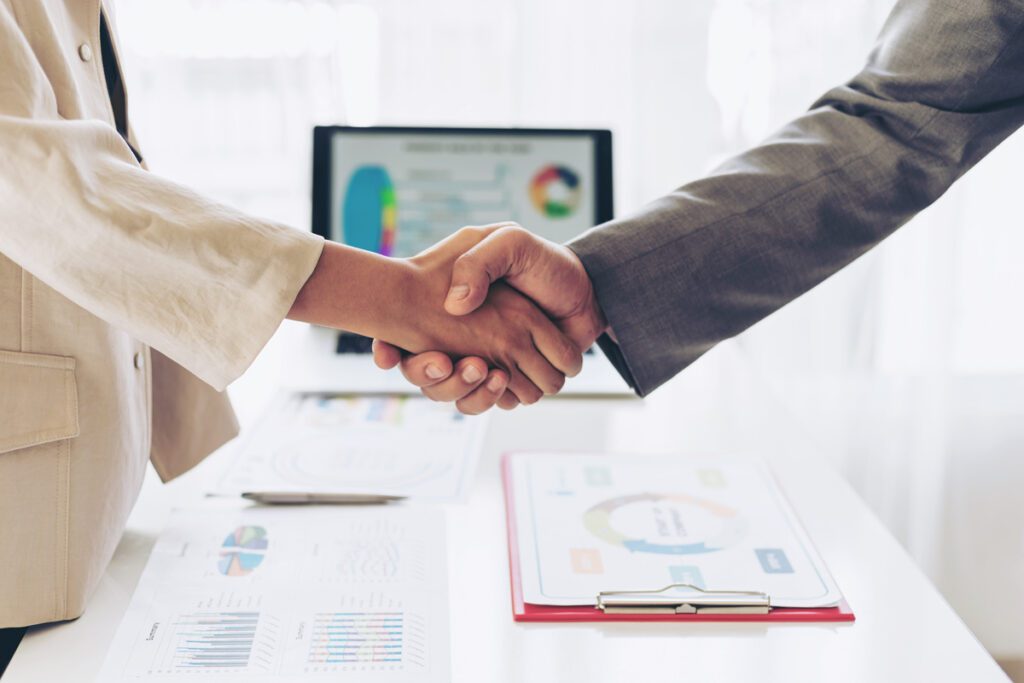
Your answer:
(342, 165), (397, 255)
(529, 164), (581, 218)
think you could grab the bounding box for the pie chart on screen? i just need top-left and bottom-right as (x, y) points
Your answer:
(529, 164), (581, 218)
(342, 165), (397, 255)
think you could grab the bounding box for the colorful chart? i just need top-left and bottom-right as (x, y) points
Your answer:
(308, 612), (405, 666)
(169, 611), (261, 670)
(218, 526), (268, 577)
(342, 165), (397, 255)
(303, 396), (407, 428)
(583, 493), (746, 555)
(529, 164), (581, 218)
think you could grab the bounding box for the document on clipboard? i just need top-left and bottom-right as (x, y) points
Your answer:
(502, 452), (854, 622)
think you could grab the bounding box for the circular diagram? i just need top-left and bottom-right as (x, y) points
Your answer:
(583, 493), (746, 554)
(218, 525), (268, 576)
(529, 164), (581, 218)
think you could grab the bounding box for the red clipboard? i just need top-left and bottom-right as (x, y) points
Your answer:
(501, 453), (855, 623)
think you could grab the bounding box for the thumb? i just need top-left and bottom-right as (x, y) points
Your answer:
(444, 229), (521, 315)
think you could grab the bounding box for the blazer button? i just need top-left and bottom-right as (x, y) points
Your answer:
(78, 43), (93, 62)
(133, 352), (145, 370)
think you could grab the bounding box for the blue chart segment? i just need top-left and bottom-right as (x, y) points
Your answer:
(308, 612), (404, 666)
(171, 611), (260, 670)
(343, 166), (397, 256)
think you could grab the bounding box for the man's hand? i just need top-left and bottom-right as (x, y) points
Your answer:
(373, 224), (606, 413)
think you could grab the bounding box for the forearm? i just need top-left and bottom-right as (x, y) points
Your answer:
(288, 240), (418, 342)
(571, 0), (1024, 396)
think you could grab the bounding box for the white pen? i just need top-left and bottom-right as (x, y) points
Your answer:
(241, 491), (406, 505)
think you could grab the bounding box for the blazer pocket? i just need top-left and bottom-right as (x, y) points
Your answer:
(0, 349), (80, 455)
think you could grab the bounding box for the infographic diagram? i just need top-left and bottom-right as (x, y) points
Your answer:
(528, 164), (581, 218)
(583, 492), (746, 555)
(330, 133), (595, 257)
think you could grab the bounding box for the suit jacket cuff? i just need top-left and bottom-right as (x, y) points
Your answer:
(568, 234), (688, 397)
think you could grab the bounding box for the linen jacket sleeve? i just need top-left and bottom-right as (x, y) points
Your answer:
(570, 0), (1024, 396)
(0, 2), (324, 391)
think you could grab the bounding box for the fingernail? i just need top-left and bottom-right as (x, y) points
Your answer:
(461, 365), (483, 383)
(447, 284), (470, 302)
(425, 363), (445, 380)
(487, 375), (506, 392)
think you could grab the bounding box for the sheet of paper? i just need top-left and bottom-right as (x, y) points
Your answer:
(510, 453), (842, 608)
(217, 395), (486, 502)
(97, 506), (450, 682)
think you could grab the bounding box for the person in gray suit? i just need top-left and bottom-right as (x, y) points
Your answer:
(373, 0), (1024, 413)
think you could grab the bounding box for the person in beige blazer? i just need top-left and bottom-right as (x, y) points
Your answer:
(0, 0), (583, 628)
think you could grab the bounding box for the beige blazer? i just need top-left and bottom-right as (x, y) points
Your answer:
(0, 0), (324, 627)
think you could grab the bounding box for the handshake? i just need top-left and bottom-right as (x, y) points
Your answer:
(370, 223), (607, 414)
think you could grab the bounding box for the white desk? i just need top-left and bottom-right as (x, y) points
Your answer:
(4, 394), (1009, 682)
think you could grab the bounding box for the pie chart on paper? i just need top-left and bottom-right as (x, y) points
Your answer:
(218, 525), (269, 577)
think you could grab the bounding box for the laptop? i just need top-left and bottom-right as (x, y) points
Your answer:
(285, 126), (631, 396)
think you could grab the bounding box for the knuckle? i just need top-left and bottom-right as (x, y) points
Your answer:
(562, 345), (582, 373)
(456, 400), (480, 416)
(496, 224), (527, 248)
(519, 386), (541, 405)
(548, 373), (566, 394)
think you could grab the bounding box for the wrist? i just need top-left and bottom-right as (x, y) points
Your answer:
(288, 241), (417, 340)
(564, 245), (608, 344)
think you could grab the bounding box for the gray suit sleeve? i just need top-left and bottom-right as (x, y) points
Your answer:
(570, 0), (1024, 396)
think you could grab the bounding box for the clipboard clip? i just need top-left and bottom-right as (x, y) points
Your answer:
(596, 583), (772, 615)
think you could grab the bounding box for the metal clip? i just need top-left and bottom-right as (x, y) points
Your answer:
(596, 583), (771, 615)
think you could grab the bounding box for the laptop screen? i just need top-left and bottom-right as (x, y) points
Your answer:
(312, 127), (613, 257)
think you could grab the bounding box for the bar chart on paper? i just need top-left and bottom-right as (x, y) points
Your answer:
(96, 508), (449, 682)
(159, 611), (273, 672)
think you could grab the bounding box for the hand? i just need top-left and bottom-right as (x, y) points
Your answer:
(373, 224), (606, 413)
(289, 227), (583, 404)
(396, 227), (584, 403)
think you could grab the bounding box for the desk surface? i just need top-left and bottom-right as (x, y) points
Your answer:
(4, 395), (1008, 683)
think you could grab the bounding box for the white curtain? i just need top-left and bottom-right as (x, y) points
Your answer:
(113, 0), (1024, 656)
